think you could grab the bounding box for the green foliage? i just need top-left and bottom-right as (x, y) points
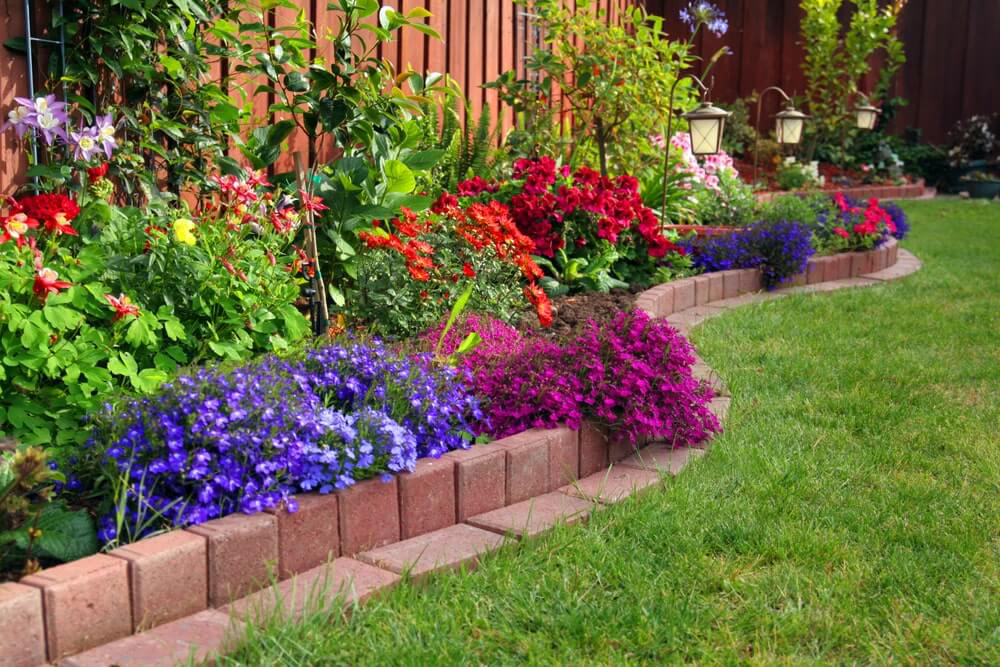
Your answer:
(775, 163), (813, 191)
(1, 446), (98, 580)
(51, 0), (240, 197)
(417, 90), (499, 194)
(799, 0), (906, 165)
(720, 98), (756, 159)
(692, 171), (758, 227)
(486, 0), (697, 176)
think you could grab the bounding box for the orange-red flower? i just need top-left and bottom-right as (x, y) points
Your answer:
(18, 194), (80, 235)
(462, 262), (476, 278)
(104, 293), (140, 321)
(1, 211), (38, 247)
(33, 268), (72, 303)
(523, 283), (553, 328)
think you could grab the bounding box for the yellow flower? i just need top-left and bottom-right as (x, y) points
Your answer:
(172, 218), (197, 245)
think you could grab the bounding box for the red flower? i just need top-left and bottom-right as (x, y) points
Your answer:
(299, 191), (328, 214)
(33, 268), (72, 303)
(462, 262), (476, 278)
(87, 163), (109, 181)
(18, 194), (80, 236)
(523, 283), (553, 328)
(833, 226), (849, 239)
(104, 293), (140, 322)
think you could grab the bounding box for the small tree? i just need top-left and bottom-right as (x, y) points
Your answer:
(487, 0), (697, 178)
(800, 0), (907, 164)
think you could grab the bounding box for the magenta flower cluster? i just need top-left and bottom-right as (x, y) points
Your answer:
(438, 311), (721, 445)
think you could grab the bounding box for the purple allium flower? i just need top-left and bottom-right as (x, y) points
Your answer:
(680, 1), (728, 38)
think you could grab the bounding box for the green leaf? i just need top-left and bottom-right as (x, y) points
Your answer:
(29, 504), (99, 563)
(454, 331), (482, 357)
(435, 282), (474, 357)
(403, 149), (444, 170)
(266, 120), (297, 147)
(42, 306), (83, 331)
(284, 70), (310, 92)
(382, 160), (416, 194)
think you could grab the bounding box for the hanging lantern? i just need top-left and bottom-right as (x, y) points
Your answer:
(856, 102), (880, 130)
(775, 104), (808, 145)
(682, 101), (731, 156)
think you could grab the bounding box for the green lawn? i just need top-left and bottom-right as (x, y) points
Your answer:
(220, 199), (1000, 666)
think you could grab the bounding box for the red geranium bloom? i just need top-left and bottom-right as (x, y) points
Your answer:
(462, 262), (476, 278)
(33, 268), (72, 303)
(104, 293), (141, 322)
(833, 226), (849, 239)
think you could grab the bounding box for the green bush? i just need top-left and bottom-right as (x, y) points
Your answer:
(692, 171), (758, 227)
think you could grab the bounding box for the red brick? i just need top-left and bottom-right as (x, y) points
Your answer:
(186, 512), (278, 607)
(225, 558), (399, 621)
(444, 446), (506, 521)
(634, 292), (658, 318)
(693, 275), (712, 305)
(578, 420), (610, 477)
(110, 530), (208, 631)
(835, 254), (852, 280)
(560, 465), (664, 504)
(608, 429), (643, 463)
(709, 396), (732, 423)
(672, 278), (696, 311)
(496, 430), (550, 505)
(398, 457), (456, 539)
(739, 268), (763, 293)
(652, 284), (675, 317)
(268, 493), (339, 579)
(817, 256), (837, 282)
(806, 258), (825, 284)
(467, 491), (595, 538)
(618, 444), (706, 475)
(547, 426), (579, 490)
(60, 610), (240, 667)
(22, 554), (132, 660)
(335, 476), (400, 556)
(849, 252), (867, 277)
(888, 239), (899, 266)
(358, 524), (504, 579)
(722, 270), (742, 298)
(708, 272), (724, 301)
(875, 244), (889, 271)
(0, 582), (46, 667)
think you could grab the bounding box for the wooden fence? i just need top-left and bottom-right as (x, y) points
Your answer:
(644, 0), (1000, 145)
(0, 1), (636, 191)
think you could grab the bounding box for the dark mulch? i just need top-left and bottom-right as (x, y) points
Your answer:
(517, 287), (642, 345)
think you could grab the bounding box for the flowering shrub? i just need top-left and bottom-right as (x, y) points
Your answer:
(1, 96), (309, 449)
(681, 220), (816, 289)
(818, 193), (899, 251)
(78, 339), (480, 545)
(350, 198), (548, 337)
(458, 157), (688, 292)
(435, 310), (720, 445)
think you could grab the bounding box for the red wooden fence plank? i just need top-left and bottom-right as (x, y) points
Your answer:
(446, 0), (468, 126)
(1, 3), (30, 192)
(483, 0), (501, 133)
(466, 0), (486, 122)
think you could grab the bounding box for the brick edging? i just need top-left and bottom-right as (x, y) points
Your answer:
(1, 240), (923, 667)
(755, 180), (926, 203)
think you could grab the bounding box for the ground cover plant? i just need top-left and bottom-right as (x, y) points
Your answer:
(218, 199), (1000, 666)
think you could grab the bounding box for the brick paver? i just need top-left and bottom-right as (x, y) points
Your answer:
(560, 466), (664, 504)
(358, 524), (506, 579)
(618, 444), (705, 475)
(467, 492), (595, 538)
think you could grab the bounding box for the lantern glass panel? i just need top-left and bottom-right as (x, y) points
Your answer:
(856, 108), (878, 130)
(689, 117), (725, 155)
(776, 117), (804, 144)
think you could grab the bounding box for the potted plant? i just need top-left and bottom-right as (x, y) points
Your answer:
(958, 170), (1000, 199)
(946, 114), (999, 191)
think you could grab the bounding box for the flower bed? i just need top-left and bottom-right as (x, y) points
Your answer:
(755, 180), (927, 203)
(0, 237), (910, 665)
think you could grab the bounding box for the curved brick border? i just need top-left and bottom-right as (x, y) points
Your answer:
(756, 180), (926, 203)
(0, 239), (923, 667)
